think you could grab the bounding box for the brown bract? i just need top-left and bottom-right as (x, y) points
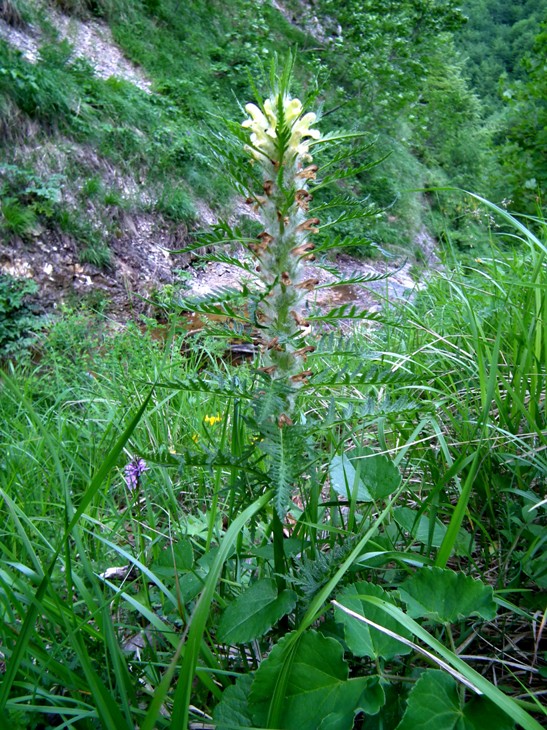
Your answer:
(296, 217), (320, 234)
(291, 310), (309, 327)
(290, 369), (313, 383)
(297, 164), (318, 180)
(258, 365), (277, 375)
(277, 413), (294, 428)
(291, 242), (315, 257)
(295, 189), (313, 211)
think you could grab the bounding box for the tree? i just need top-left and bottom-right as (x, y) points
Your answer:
(318, 0), (466, 125)
(499, 22), (547, 214)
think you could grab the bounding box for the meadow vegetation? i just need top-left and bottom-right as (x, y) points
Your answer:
(0, 1), (546, 728)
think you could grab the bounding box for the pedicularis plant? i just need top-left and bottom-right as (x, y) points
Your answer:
(167, 59), (543, 730)
(2, 58), (543, 730)
(177, 58), (390, 518)
(240, 84), (321, 392)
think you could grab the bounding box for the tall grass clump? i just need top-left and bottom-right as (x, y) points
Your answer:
(0, 57), (545, 730)
(377, 197), (546, 589)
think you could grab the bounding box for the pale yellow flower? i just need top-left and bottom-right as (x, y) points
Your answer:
(242, 95), (320, 163)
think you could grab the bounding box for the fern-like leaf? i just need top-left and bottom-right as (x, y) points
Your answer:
(193, 251), (256, 275)
(293, 538), (357, 600)
(258, 422), (311, 517)
(308, 304), (383, 322)
(315, 268), (401, 288)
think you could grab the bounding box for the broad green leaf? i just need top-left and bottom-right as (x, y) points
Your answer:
(250, 630), (373, 730)
(318, 676), (385, 728)
(151, 540), (193, 576)
(320, 713), (351, 730)
(365, 682), (407, 730)
(356, 675), (386, 716)
(250, 537), (308, 560)
(396, 670), (515, 729)
(394, 506), (447, 547)
(213, 674), (254, 730)
(393, 507), (475, 556)
(399, 567), (496, 623)
(335, 582), (412, 660)
(330, 453), (372, 501)
(330, 449), (401, 503)
(218, 578), (297, 644)
(354, 448), (402, 499)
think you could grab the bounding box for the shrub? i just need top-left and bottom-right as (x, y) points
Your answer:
(0, 274), (44, 359)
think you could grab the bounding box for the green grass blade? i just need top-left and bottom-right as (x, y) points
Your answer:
(170, 490), (273, 729)
(0, 389), (153, 712)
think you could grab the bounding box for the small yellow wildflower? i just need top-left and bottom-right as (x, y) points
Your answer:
(204, 414), (222, 426)
(192, 433), (199, 443)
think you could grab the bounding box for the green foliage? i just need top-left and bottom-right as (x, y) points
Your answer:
(0, 274), (44, 358)
(217, 578), (297, 644)
(249, 631), (375, 730)
(397, 670), (515, 730)
(456, 0), (547, 110)
(259, 422), (312, 518)
(329, 447), (402, 502)
(50, 0), (130, 19)
(1, 3), (547, 727)
(318, 0), (466, 124)
(497, 22), (547, 214)
(1, 200), (546, 726)
(0, 0), (30, 27)
(213, 675), (254, 730)
(414, 44), (491, 190)
(392, 506), (474, 557)
(0, 160), (113, 264)
(0, 196), (38, 237)
(335, 582), (412, 660)
(0, 163), (63, 235)
(152, 184), (196, 223)
(398, 568), (497, 623)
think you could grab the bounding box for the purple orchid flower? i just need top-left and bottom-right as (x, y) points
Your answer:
(124, 457), (148, 491)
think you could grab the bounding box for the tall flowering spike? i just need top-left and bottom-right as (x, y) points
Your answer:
(242, 86), (322, 410)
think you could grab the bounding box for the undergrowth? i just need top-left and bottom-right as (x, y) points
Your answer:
(0, 61), (545, 728)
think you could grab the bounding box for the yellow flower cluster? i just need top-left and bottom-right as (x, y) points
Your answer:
(242, 95), (320, 163)
(204, 414), (222, 426)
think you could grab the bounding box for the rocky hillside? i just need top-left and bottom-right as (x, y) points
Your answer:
(0, 0), (438, 326)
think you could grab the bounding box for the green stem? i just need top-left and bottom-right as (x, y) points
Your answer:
(206, 465), (223, 551)
(272, 509), (287, 593)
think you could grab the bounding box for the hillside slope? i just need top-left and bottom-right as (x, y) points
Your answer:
(0, 0), (438, 320)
